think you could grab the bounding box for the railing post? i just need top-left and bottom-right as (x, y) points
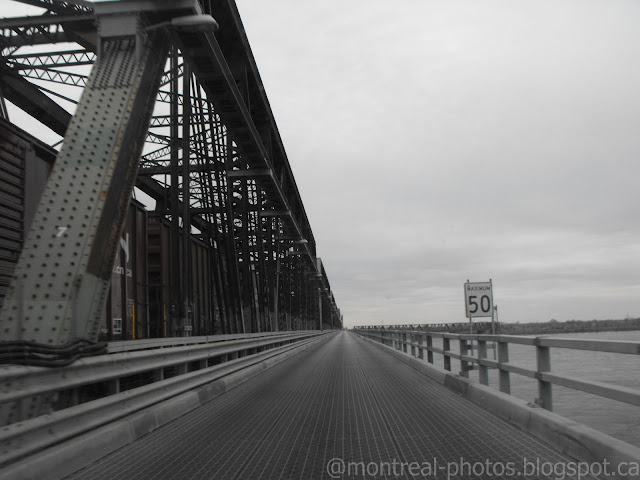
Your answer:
(410, 332), (416, 357)
(498, 341), (510, 394)
(66, 388), (79, 408)
(107, 378), (121, 395)
(443, 337), (451, 371)
(478, 339), (488, 385)
(459, 338), (469, 378)
(427, 335), (433, 364)
(151, 369), (163, 384)
(16, 399), (25, 422)
(402, 332), (408, 353)
(417, 333), (424, 360)
(536, 341), (553, 410)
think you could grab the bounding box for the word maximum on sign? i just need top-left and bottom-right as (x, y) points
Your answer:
(464, 281), (494, 318)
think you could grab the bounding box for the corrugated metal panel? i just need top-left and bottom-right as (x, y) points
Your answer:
(147, 218), (218, 337)
(0, 119), (55, 306)
(100, 200), (148, 342)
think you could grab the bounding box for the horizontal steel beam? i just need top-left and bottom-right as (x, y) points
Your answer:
(259, 210), (291, 218)
(0, 73), (71, 136)
(227, 168), (272, 178)
(0, 14), (95, 29)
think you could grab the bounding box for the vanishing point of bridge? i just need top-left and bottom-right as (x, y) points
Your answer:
(1, 1), (639, 479)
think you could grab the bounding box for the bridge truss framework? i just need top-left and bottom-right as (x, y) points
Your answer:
(0, 0), (342, 345)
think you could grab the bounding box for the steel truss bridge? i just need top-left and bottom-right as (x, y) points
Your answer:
(0, 0), (341, 349)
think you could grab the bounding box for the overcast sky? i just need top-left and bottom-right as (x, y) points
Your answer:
(5, 1), (640, 327)
(234, 0), (640, 327)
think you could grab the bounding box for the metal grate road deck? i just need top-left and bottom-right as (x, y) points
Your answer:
(65, 331), (596, 479)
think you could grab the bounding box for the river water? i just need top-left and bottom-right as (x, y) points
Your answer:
(429, 330), (640, 448)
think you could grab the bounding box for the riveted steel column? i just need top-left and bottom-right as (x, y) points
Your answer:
(0, 88), (8, 120)
(285, 251), (292, 331)
(317, 257), (323, 331)
(182, 61), (192, 336)
(273, 227), (282, 332)
(224, 137), (246, 333)
(169, 48), (181, 337)
(317, 287), (322, 331)
(0, 13), (170, 345)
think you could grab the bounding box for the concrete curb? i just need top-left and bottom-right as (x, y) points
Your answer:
(0, 334), (331, 480)
(354, 332), (640, 480)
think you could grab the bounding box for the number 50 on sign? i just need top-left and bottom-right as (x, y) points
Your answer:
(464, 281), (494, 318)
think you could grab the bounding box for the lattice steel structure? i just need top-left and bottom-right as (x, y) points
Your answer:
(0, 0), (341, 346)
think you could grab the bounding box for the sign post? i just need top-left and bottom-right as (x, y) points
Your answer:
(463, 279), (494, 360)
(464, 279), (494, 322)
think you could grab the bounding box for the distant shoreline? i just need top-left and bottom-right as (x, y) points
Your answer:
(497, 318), (640, 336)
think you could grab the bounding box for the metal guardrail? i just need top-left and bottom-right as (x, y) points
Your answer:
(353, 328), (640, 412)
(106, 331), (319, 353)
(0, 330), (332, 468)
(0, 331), (325, 421)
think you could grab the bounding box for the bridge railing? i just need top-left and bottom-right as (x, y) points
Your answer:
(2, 331), (324, 421)
(105, 331), (310, 353)
(0, 330), (331, 468)
(353, 328), (640, 412)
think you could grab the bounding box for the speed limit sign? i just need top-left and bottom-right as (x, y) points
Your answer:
(464, 281), (494, 318)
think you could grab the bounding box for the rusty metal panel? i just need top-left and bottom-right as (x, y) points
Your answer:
(99, 200), (148, 342)
(147, 217), (218, 337)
